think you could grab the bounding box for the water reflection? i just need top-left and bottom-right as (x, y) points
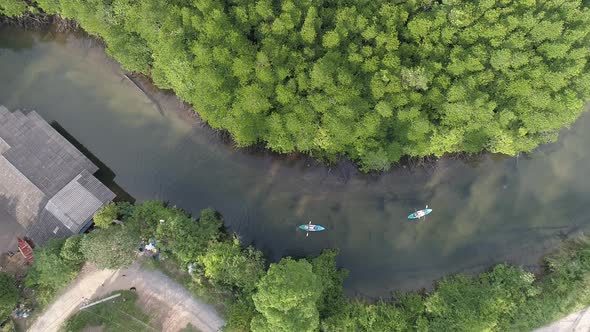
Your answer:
(1, 27), (589, 297)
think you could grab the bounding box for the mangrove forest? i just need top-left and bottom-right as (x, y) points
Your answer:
(3, 0), (590, 170)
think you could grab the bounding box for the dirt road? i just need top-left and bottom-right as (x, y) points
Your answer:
(28, 262), (225, 332)
(534, 307), (590, 332)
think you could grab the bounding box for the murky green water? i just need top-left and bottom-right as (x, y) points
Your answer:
(1, 28), (590, 297)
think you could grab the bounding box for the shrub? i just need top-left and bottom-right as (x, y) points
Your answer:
(79, 226), (138, 269)
(0, 273), (18, 321)
(25, 239), (82, 307)
(92, 203), (118, 229)
(201, 239), (265, 294)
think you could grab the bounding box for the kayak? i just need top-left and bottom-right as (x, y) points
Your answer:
(299, 224), (325, 232)
(408, 208), (433, 220)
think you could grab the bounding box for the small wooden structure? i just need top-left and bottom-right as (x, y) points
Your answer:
(17, 238), (34, 264)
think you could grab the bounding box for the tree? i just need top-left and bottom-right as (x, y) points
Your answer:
(201, 239), (265, 293)
(0, 273), (18, 320)
(79, 226), (138, 269)
(156, 208), (222, 264)
(126, 200), (171, 238)
(251, 258), (322, 332)
(309, 249), (348, 318)
(92, 203), (118, 229)
(0, 0), (28, 17)
(425, 265), (536, 331)
(60, 235), (85, 265)
(25, 239), (81, 306)
(26, 0), (590, 170)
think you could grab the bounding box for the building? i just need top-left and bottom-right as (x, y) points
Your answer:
(0, 106), (115, 246)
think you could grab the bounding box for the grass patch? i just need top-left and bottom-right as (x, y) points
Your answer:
(61, 291), (154, 332)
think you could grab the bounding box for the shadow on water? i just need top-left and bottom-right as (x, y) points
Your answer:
(50, 121), (135, 203)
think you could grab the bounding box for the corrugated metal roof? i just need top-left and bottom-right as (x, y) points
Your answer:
(27, 209), (74, 246)
(0, 107), (116, 246)
(45, 171), (112, 233)
(0, 110), (97, 197)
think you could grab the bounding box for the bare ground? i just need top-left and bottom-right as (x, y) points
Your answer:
(534, 307), (590, 332)
(28, 262), (224, 332)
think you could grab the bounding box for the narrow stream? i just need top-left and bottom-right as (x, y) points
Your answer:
(1, 28), (589, 297)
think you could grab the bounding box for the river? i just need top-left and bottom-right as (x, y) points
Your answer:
(1, 27), (589, 298)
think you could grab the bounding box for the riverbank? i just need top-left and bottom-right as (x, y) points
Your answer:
(20, 200), (590, 331)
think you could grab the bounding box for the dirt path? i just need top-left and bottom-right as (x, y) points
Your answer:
(28, 262), (225, 332)
(534, 307), (590, 332)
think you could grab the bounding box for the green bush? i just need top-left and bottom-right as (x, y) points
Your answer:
(425, 265), (536, 331)
(79, 226), (139, 269)
(156, 208), (222, 265)
(0, 273), (18, 321)
(309, 249), (348, 318)
(321, 301), (414, 332)
(60, 236), (84, 265)
(24, 0), (590, 170)
(25, 239), (82, 307)
(224, 297), (257, 332)
(92, 203), (118, 229)
(506, 236), (590, 331)
(201, 239), (265, 294)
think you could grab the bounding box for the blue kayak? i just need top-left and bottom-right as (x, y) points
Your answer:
(299, 224), (325, 232)
(408, 206), (433, 220)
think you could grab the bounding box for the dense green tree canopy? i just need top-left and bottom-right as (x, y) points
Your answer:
(0, 0), (28, 17)
(0, 273), (18, 320)
(201, 239), (265, 293)
(156, 207), (222, 264)
(79, 226), (138, 269)
(251, 258), (322, 332)
(425, 264), (536, 331)
(5, 0), (590, 170)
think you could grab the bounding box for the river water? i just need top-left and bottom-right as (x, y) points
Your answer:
(1, 28), (590, 297)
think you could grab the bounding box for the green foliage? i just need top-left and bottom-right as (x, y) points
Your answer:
(125, 200), (169, 238)
(62, 290), (151, 332)
(27, 0), (590, 170)
(309, 249), (348, 318)
(25, 239), (82, 307)
(156, 207), (222, 265)
(251, 258), (323, 332)
(425, 265), (536, 331)
(115, 201), (135, 221)
(60, 236), (85, 265)
(224, 297), (258, 332)
(200, 239), (265, 294)
(92, 203), (118, 229)
(79, 226), (138, 269)
(506, 236), (590, 331)
(0, 273), (18, 320)
(0, 0), (28, 17)
(321, 301), (414, 332)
